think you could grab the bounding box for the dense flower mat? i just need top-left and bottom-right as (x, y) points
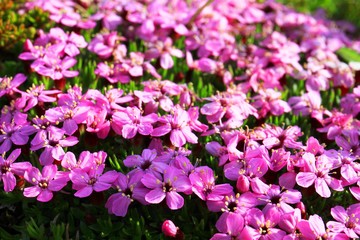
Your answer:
(0, 0), (360, 239)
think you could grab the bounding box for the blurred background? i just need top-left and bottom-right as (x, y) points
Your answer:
(279, 0), (360, 30)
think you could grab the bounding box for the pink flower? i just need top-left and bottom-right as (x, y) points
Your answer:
(288, 90), (326, 122)
(145, 38), (184, 69)
(256, 183), (302, 214)
(189, 166), (233, 201)
(30, 126), (78, 165)
(141, 166), (191, 210)
(242, 207), (286, 240)
(0, 149), (31, 192)
(48, 27), (87, 57)
(105, 172), (148, 217)
(223, 146), (269, 181)
(94, 62), (131, 84)
(252, 88), (291, 118)
(151, 105), (198, 147)
(0, 73), (26, 98)
(340, 86), (360, 117)
(296, 152), (343, 198)
(45, 104), (89, 135)
(205, 134), (242, 166)
(112, 107), (158, 139)
(335, 129), (360, 157)
(206, 192), (258, 215)
(0, 114), (36, 154)
(317, 112), (354, 140)
(35, 55), (78, 80)
(298, 214), (328, 239)
(327, 204), (360, 239)
(16, 84), (60, 112)
(61, 151), (105, 171)
(88, 32), (125, 59)
(262, 124), (303, 150)
(23, 165), (69, 202)
(69, 164), (118, 198)
(211, 212), (245, 240)
(201, 90), (257, 128)
(278, 208), (303, 239)
(123, 149), (168, 176)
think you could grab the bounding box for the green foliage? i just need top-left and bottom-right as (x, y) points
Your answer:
(278, 0), (360, 31)
(0, 0), (53, 55)
(336, 47), (360, 63)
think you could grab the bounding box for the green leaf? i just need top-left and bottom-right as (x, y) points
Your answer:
(336, 47), (360, 63)
(0, 227), (21, 240)
(25, 217), (46, 240)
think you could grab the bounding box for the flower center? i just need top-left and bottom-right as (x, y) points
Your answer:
(38, 179), (48, 189)
(1, 164), (10, 174)
(163, 182), (173, 192)
(270, 195), (281, 204)
(140, 160), (152, 170)
(88, 177), (97, 185)
(227, 201), (237, 212)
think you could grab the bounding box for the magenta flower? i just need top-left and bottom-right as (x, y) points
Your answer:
(266, 148), (290, 172)
(23, 165), (69, 202)
(201, 91), (258, 127)
(263, 124), (303, 150)
(205, 136), (242, 166)
(151, 105), (198, 147)
(317, 112), (354, 140)
(141, 166), (191, 210)
(48, 27), (87, 57)
(297, 214), (329, 239)
(16, 84), (60, 112)
(278, 208), (303, 239)
(0, 149), (31, 192)
(256, 183), (302, 214)
(350, 182), (360, 201)
(206, 192), (258, 215)
(69, 164), (118, 198)
(61, 151), (98, 171)
(296, 152), (343, 198)
(0, 114), (35, 154)
(0, 74), (26, 98)
(223, 147), (269, 181)
(85, 109), (111, 139)
(35, 55), (78, 80)
(112, 106), (157, 139)
(105, 172), (149, 217)
(334, 150), (360, 185)
(340, 85), (360, 117)
(288, 90), (325, 122)
(253, 88), (291, 118)
(327, 204), (360, 239)
(19, 39), (63, 63)
(335, 129), (360, 157)
(189, 166), (233, 201)
(242, 207), (286, 240)
(45, 105), (89, 135)
(94, 62), (131, 84)
(88, 32), (125, 59)
(211, 212), (245, 240)
(123, 149), (168, 176)
(30, 126), (78, 165)
(145, 38), (184, 69)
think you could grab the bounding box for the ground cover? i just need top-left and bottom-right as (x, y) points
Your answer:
(0, 0), (360, 239)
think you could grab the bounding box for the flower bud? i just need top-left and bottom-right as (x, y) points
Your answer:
(236, 175), (249, 193)
(162, 220), (177, 237)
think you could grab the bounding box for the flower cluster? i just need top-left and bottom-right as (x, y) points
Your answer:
(1, 0), (360, 239)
